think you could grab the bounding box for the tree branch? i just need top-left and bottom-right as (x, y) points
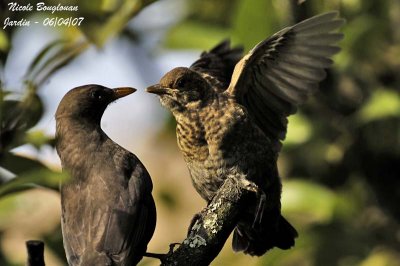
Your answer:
(23, 176), (253, 266)
(161, 177), (253, 266)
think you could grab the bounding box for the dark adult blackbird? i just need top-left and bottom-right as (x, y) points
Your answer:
(55, 85), (156, 266)
(147, 12), (344, 256)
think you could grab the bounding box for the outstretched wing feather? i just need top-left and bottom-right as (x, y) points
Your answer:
(227, 11), (344, 147)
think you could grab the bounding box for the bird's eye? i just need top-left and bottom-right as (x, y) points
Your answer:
(175, 78), (186, 89)
(91, 90), (103, 100)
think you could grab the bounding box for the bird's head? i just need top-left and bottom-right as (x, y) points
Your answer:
(146, 67), (212, 115)
(55, 84), (136, 124)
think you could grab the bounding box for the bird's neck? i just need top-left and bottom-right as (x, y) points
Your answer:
(56, 116), (105, 139)
(56, 117), (108, 172)
(175, 109), (208, 161)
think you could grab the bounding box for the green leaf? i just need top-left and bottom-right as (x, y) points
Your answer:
(165, 20), (230, 49)
(24, 130), (54, 149)
(0, 169), (69, 198)
(0, 29), (9, 52)
(1, 91), (43, 132)
(338, 15), (389, 68)
(0, 193), (19, 228)
(360, 248), (400, 266)
(284, 113), (313, 147)
(358, 89), (400, 123)
(25, 40), (89, 87)
(25, 39), (69, 81)
(282, 180), (337, 224)
(231, 0), (284, 51)
(0, 87), (8, 100)
(1, 99), (25, 152)
(0, 152), (47, 176)
(0, 91), (44, 152)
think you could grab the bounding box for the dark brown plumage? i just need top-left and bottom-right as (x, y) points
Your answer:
(55, 85), (156, 265)
(147, 12), (344, 256)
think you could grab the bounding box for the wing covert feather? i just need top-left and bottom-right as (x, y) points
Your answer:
(227, 11), (344, 148)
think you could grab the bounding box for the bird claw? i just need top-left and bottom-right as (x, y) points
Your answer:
(144, 243), (180, 262)
(169, 243), (181, 253)
(144, 251), (167, 260)
(232, 176), (267, 229)
(252, 191), (266, 229)
(235, 176), (260, 194)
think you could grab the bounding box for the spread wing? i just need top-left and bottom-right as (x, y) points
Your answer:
(190, 39), (243, 91)
(227, 11), (344, 150)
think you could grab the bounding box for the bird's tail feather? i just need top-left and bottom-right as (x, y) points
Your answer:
(232, 214), (298, 256)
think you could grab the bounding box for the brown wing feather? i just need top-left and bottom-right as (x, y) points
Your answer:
(190, 39), (243, 91)
(227, 11), (344, 150)
(61, 151), (155, 266)
(100, 153), (156, 264)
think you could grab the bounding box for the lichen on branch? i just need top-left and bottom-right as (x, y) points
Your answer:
(161, 177), (252, 266)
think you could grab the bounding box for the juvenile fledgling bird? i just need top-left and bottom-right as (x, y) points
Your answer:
(147, 12), (344, 256)
(55, 85), (156, 265)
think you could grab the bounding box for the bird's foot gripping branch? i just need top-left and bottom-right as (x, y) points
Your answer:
(161, 177), (253, 266)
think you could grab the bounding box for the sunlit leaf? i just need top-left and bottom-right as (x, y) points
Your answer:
(358, 89), (400, 123)
(0, 193), (19, 228)
(282, 180), (337, 224)
(25, 39), (69, 81)
(338, 15), (388, 68)
(188, 0), (235, 26)
(24, 130), (54, 149)
(25, 40), (89, 87)
(20, 90), (44, 130)
(284, 114), (313, 147)
(360, 248), (400, 266)
(80, 0), (158, 47)
(231, 0), (284, 51)
(342, 0), (362, 11)
(1, 99), (25, 153)
(0, 29), (9, 52)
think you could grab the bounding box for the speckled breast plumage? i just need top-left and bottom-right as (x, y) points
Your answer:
(176, 94), (279, 202)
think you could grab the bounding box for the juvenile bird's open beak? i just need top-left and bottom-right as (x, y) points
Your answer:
(113, 87), (136, 99)
(146, 84), (169, 95)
